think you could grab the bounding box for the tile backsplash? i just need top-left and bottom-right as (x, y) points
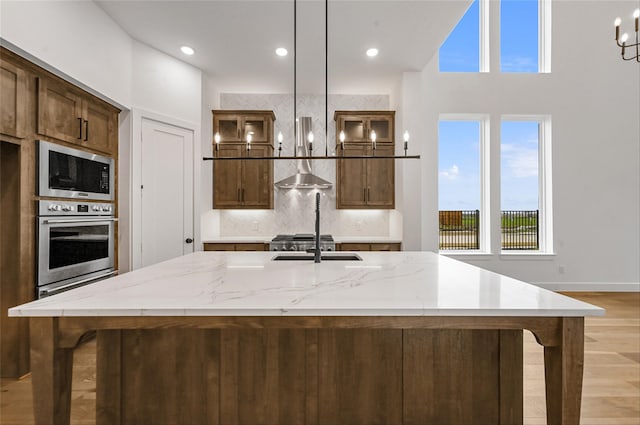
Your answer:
(203, 93), (399, 239)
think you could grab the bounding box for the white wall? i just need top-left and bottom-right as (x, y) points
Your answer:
(0, 2), (203, 123)
(0, 0), (132, 107)
(131, 41), (202, 124)
(413, 0), (640, 286)
(398, 72), (429, 251)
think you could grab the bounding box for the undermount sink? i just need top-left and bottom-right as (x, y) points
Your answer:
(272, 253), (362, 261)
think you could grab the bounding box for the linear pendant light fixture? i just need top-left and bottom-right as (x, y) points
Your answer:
(203, 0), (420, 162)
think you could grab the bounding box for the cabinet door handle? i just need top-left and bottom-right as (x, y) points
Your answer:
(77, 117), (83, 139)
(242, 188), (245, 202)
(84, 120), (89, 141)
(363, 188), (367, 202)
(368, 188), (370, 202)
(237, 189), (241, 201)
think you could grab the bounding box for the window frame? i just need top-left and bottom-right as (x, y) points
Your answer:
(499, 115), (553, 254)
(539, 0), (552, 73)
(438, 114), (491, 254)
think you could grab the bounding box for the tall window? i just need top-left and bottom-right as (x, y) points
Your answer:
(439, 0), (550, 73)
(439, 0), (481, 72)
(500, 0), (539, 72)
(439, 118), (489, 251)
(501, 117), (552, 252)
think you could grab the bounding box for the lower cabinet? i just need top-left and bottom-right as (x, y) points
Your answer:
(204, 243), (267, 251)
(96, 327), (519, 425)
(338, 242), (402, 251)
(204, 242), (401, 252)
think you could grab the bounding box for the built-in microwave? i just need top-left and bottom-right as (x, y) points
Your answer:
(38, 140), (114, 201)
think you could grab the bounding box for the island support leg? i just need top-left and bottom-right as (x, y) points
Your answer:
(543, 317), (584, 425)
(30, 317), (74, 425)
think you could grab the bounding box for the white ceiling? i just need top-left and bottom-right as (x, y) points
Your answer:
(96, 0), (470, 94)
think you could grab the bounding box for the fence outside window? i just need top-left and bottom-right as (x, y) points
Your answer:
(501, 210), (539, 250)
(439, 210), (539, 251)
(439, 210), (480, 250)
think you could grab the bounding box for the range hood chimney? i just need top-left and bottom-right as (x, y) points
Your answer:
(275, 117), (333, 190)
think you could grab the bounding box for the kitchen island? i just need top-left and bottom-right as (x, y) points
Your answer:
(9, 251), (604, 425)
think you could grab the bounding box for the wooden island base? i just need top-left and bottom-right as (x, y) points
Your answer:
(29, 316), (584, 425)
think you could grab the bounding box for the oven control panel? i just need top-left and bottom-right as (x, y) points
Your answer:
(39, 201), (115, 216)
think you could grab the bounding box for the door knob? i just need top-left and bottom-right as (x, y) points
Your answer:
(185, 238), (193, 244)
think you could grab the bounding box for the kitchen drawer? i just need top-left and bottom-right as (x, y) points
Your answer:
(204, 243), (267, 251)
(339, 242), (401, 252)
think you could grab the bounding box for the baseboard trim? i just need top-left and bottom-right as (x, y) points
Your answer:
(532, 282), (640, 292)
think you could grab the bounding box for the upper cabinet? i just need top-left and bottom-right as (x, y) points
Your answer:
(335, 111), (395, 209)
(213, 110), (274, 143)
(336, 112), (394, 144)
(212, 110), (275, 209)
(37, 78), (118, 156)
(0, 61), (27, 139)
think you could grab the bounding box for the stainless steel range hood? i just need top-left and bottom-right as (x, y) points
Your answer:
(275, 117), (333, 190)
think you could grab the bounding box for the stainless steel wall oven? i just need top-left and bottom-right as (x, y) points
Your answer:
(36, 200), (117, 298)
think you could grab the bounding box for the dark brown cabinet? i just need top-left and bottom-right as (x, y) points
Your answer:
(338, 242), (402, 251)
(204, 243), (267, 251)
(213, 110), (273, 143)
(37, 78), (117, 155)
(336, 112), (394, 144)
(213, 110), (275, 209)
(335, 111), (395, 209)
(0, 61), (27, 138)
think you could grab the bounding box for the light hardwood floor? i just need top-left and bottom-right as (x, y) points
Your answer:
(1, 292), (638, 425)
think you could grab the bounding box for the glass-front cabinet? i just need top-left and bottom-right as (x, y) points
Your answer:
(335, 112), (394, 144)
(213, 110), (273, 143)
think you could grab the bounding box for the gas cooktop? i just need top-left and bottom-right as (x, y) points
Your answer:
(270, 234), (335, 251)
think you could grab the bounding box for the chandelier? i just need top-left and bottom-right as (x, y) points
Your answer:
(614, 8), (640, 62)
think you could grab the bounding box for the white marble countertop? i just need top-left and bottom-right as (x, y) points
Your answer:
(9, 252), (604, 317)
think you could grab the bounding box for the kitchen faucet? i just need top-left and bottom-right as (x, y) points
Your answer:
(314, 192), (321, 263)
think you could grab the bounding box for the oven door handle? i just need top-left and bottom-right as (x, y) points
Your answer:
(42, 218), (118, 224)
(40, 270), (118, 296)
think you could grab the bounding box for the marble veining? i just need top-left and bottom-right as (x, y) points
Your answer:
(9, 252), (604, 318)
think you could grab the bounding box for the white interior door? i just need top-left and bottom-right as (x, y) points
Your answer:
(140, 118), (194, 267)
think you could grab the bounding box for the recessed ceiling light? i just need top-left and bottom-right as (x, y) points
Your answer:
(180, 46), (195, 56)
(276, 47), (288, 57)
(366, 48), (379, 57)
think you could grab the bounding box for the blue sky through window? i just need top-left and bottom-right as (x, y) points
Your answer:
(438, 121), (481, 210)
(501, 121), (539, 210)
(438, 0), (480, 72)
(501, 0), (539, 72)
(439, 0), (539, 72)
